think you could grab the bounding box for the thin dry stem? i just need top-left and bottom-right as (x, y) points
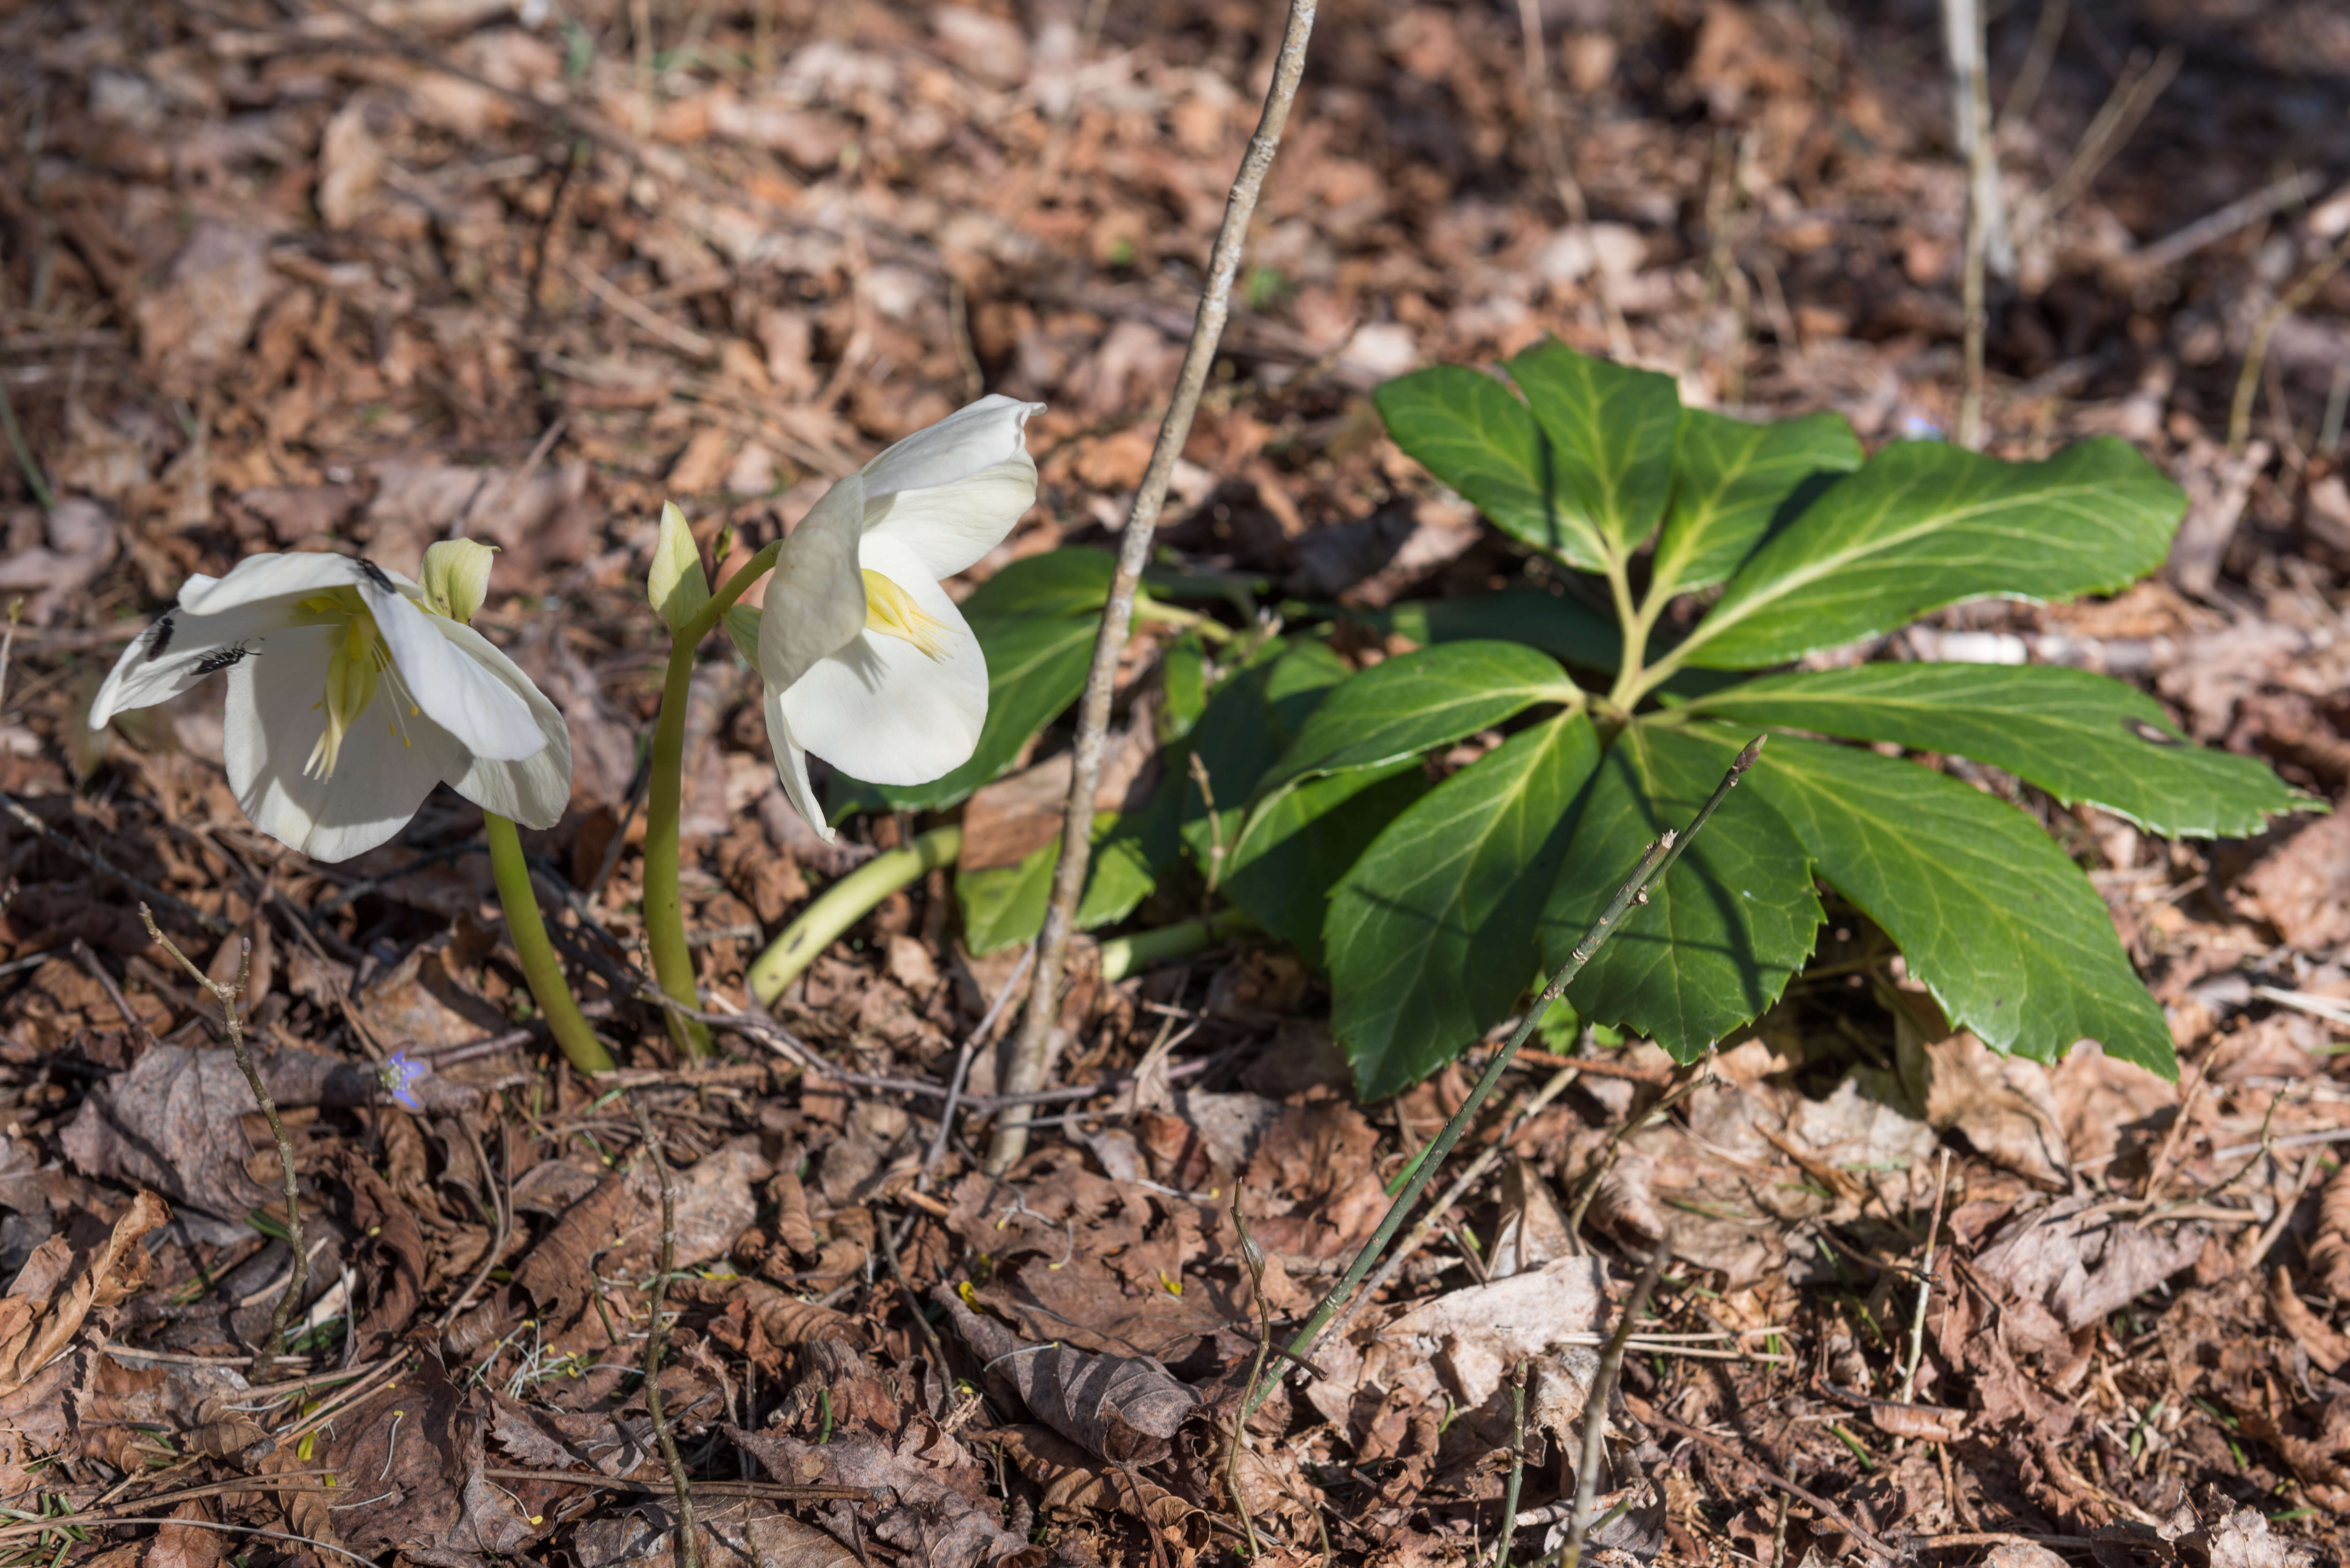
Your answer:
(2231, 225), (2350, 459)
(1898, 1147), (1952, 1404)
(139, 904), (302, 1382)
(1562, 1236), (1671, 1568)
(986, 0), (1320, 1176)
(1224, 1198), (1273, 1559)
(625, 1093), (700, 1568)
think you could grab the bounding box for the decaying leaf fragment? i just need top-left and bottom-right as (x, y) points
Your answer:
(0, 1189), (168, 1397)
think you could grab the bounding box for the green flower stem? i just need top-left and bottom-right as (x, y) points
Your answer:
(1130, 596), (1234, 642)
(484, 812), (614, 1075)
(642, 543), (781, 1059)
(1243, 734), (1768, 1419)
(748, 824), (962, 1005)
(1099, 911), (1255, 983)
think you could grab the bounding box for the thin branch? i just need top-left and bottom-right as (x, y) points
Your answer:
(985, 0), (1321, 1176)
(1497, 1359), (1531, 1568)
(1247, 738), (1768, 1417)
(922, 942), (1034, 1183)
(1224, 1199), (1275, 1559)
(5, 794), (232, 935)
(625, 1094), (699, 1568)
(1561, 1236), (1669, 1568)
(2231, 225), (2350, 459)
(139, 906), (302, 1381)
(1898, 1148), (1952, 1404)
(1944, 0), (2001, 448)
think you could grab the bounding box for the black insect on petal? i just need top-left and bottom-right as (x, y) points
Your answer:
(2126, 718), (2184, 748)
(195, 640), (258, 675)
(144, 611), (178, 662)
(356, 557), (395, 592)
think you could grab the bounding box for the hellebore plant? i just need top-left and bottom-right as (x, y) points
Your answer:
(640, 394), (1044, 1054)
(89, 542), (615, 1074)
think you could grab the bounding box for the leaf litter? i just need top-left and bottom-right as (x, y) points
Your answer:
(2, 0), (2349, 1563)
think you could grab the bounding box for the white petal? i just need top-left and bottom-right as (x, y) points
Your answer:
(861, 452), (1038, 580)
(758, 474), (869, 694)
(358, 574), (541, 762)
(433, 620), (575, 829)
(222, 624), (451, 861)
(857, 395), (1044, 502)
(764, 687), (833, 844)
(780, 537), (987, 787)
(87, 597), (296, 730)
(178, 551), (398, 616)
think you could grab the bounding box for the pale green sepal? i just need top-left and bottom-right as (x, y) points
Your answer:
(421, 538), (499, 625)
(649, 501), (713, 634)
(724, 604), (762, 666)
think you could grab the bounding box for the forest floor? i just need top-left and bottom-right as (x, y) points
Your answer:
(4, 0), (2350, 1564)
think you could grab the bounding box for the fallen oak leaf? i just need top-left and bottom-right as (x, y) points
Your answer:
(1810, 1377), (1970, 1442)
(993, 1423), (1201, 1534)
(727, 1422), (1044, 1568)
(0, 1189), (169, 1396)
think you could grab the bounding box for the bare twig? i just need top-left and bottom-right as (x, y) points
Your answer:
(139, 905), (302, 1381)
(437, 1117), (510, 1331)
(922, 942), (1034, 1182)
(1994, 0), (2067, 134)
(1629, 1398), (1899, 1561)
(1944, 0), (2002, 448)
(1224, 1199), (1274, 1559)
(1563, 1067), (1710, 1241)
(2231, 225), (2350, 459)
(474, 1469), (870, 1502)
(1498, 1358), (1531, 1568)
(4, 794), (231, 934)
(2134, 170), (2325, 274)
(625, 1094), (699, 1568)
(986, 0), (1321, 1177)
(1561, 1237), (1670, 1568)
(1898, 1148), (1952, 1404)
(0, 596), (22, 718)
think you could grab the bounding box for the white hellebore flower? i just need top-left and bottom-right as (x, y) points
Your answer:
(757, 393), (1043, 842)
(87, 545), (573, 861)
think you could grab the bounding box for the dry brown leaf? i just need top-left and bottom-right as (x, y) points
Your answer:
(665, 1275), (864, 1346)
(1351, 1254), (1609, 1442)
(730, 1421), (1044, 1568)
(2268, 1267), (2350, 1374)
(2241, 806), (2350, 952)
(0, 1189), (168, 1396)
(2311, 1163), (2350, 1299)
(60, 1047), (282, 1221)
(995, 1423), (1200, 1531)
(573, 1501), (857, 1568)
(143, 1499), (227, 1568)
(940, 1289), (1199, 1464)
(1892, 992), (2069, 1191)
(1974, 1199), (2207, 1355)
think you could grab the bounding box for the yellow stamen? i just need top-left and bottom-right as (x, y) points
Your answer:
(860, 569), (952, 661)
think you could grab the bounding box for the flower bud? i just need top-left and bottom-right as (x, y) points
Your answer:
(421, 539), (499, 625)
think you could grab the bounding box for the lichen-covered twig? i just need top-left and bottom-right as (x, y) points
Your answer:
(139, 904), (303, 1381)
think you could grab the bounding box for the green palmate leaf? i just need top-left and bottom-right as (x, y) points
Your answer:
(1180, 639), (1351, 861)
(1687, 662), (2305, 839)
(1382, 585), (1625, 673)
(956, 809), (1166, 955)
(1541, 724), (1822, 1059)
(1674, 437), (2186, 671)
(1221, 760), (1428, 969)
(1734, 729), (2176, 1076)
(1505, 338), (1681, 562)
(1262, 641), (1576, 794)
(1328, 713), (1601, 1099)
(1650, 408), (1862, 600)
(831, 549), (1115, 816)
(1374, 366), (1586, 566)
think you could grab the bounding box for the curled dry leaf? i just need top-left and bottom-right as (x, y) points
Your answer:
(729, 1421), (1046, 1568)
(665, 1274), (865, 1346)
(2267, 1268), (2350, 1374)
(1973, 1198), (2207, 1355)
(1340, 1254), (1609, 1443)
(2311, 1162), (2350, 1300)
(573, 1500), (857, 1568)
(61, 1047), (283, 1221)
(995, 1423), (1201, 1533)
(939, 1287), (1200, 1465)
(0, 1189), (168, 1397)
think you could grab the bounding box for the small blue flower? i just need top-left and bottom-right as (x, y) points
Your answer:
(378, 1051), (428, 1111)
(1899, 413), (1946, 441)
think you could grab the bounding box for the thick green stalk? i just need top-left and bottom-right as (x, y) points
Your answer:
(484, 812), (614, 1075)
(747, 824), (961, 1005)
(641, 543), (780, 1058)
(1244, 735), (1767, 1418)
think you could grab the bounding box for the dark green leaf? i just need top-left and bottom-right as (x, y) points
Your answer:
(1221, 760), (1428, 969)
(1740, 730), (2176, 1076)
(1180, 639), (1351, 861)
(1541, 724), (1822, 1060)
(1158, 632), (1210, 743)
(1651, 408), (1862, 599)
(1505, 338), (1682, 562)
(1262, 641), (1575, 794)
(1687, 662), (2304, 838)
(1327, 713), (1601, 1099)
(1676, 437), (2186, 670)
(1383, 586), (1626, 673)
(957, 808), (1169, 955)
(1375, 366), (1602, 568)
(962, 547), (1116, 619)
